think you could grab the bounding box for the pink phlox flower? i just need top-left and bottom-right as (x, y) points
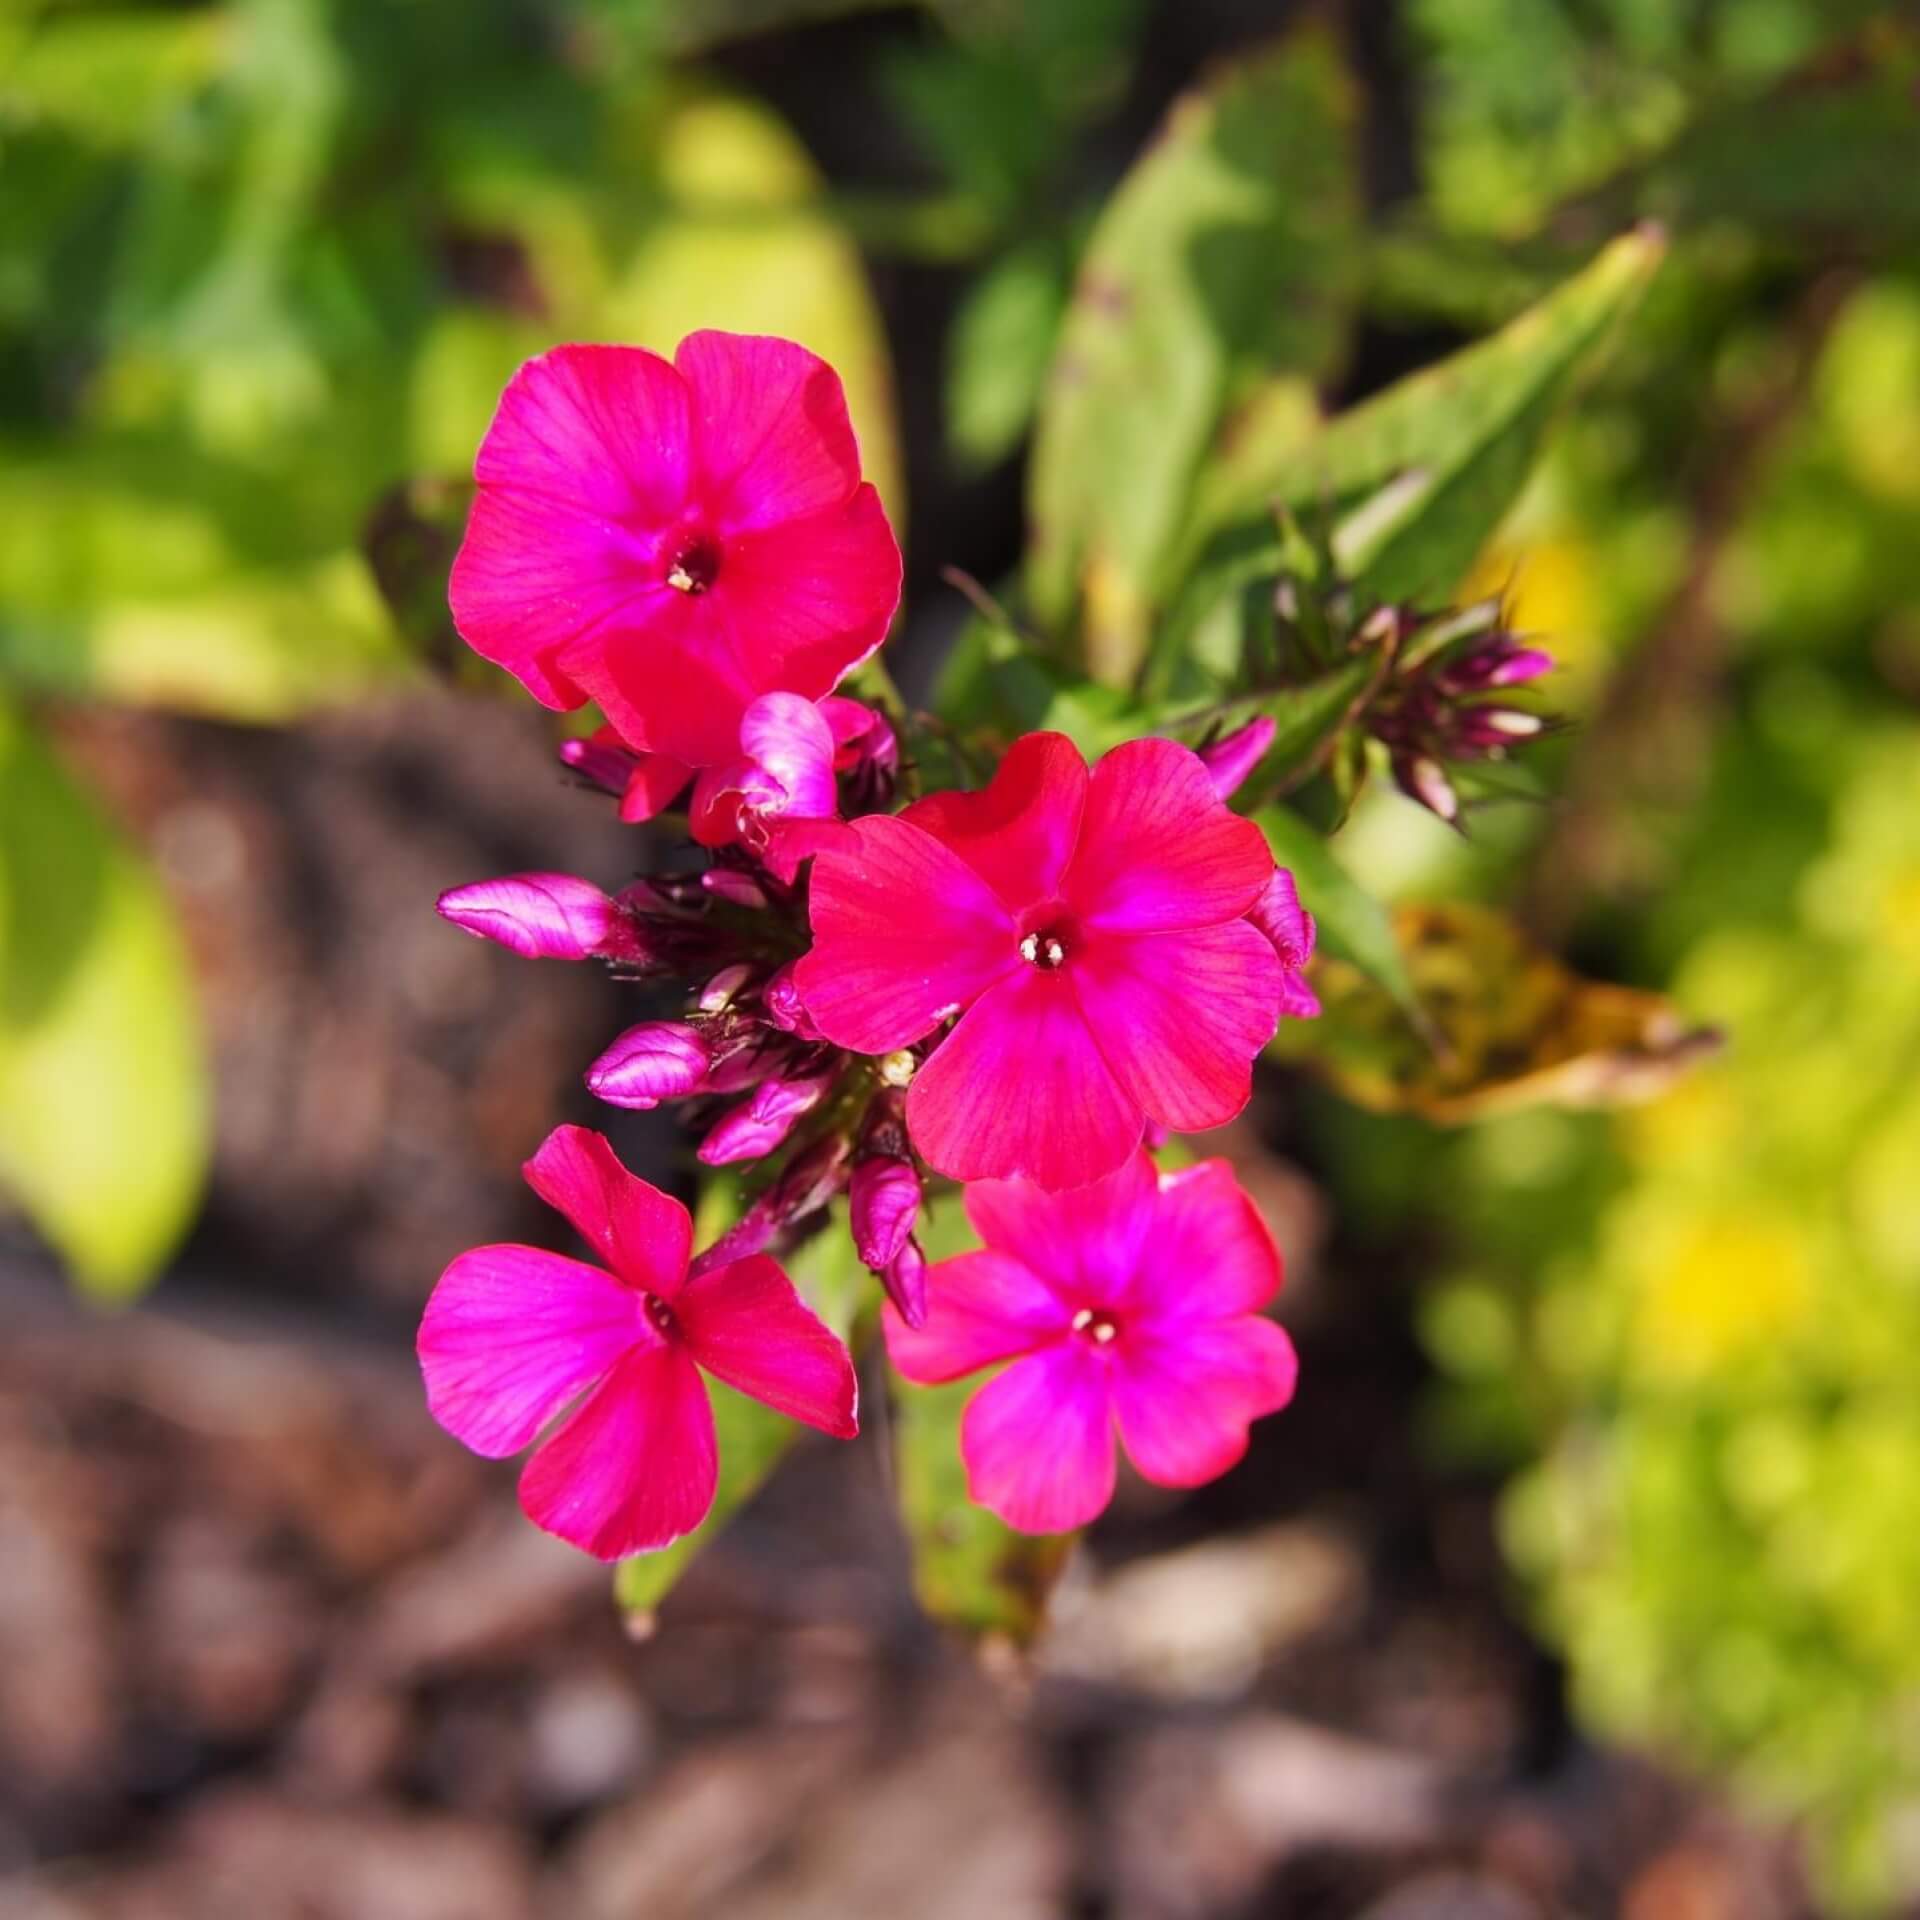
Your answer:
(689, 692), (858, 885)
(883, 1152), (1297, 1534)
(451, 332), (902, 767)
(418, 1125), (857, 1560)
(1247, 867), (1320, 1020)
(794, 732), (1283, 1189)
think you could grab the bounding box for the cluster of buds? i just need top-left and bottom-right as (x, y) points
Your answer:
(1356, 598), (1557, 825)
(437, 694), (933, 1327)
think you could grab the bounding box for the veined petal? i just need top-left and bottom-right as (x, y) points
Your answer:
(522, 1125), (694, 1297)
(1110, 1317), (1297, 1489)
(1071, 919), (1280, 1133)
(797, 815), (1018, 1054)
(882, 1249), (1068, 1384)
(902, 732), (1088, 914)
(676, 331), (864, 532)
(960, 1346), (1116, 1534)
(674, 1253), (858, 1438)
(1133, 1160), (1283, 1322)
(451, 347), (692, 712)
(518, 1342), (718, 1559)
(962, 1152), (1159, 1310)
(418, 1245), (642, 1459)
(435, 873), (626, 963)
(1064, 738), (1273, 932)
(906, 969), (1142, 1188)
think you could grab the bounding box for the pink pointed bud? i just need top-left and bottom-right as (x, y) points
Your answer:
(1440, 640), (1554, 692)
(702, 869), (769, 909)
(436, 873), (643, 964)
(697, 1071), (834, 1167)
(763, 962), (824, 1041)
(1394, 752), (1460, 825)
(698, 964), (756, 1012)
(881, 1236), (928, 1329)
(1452, 706), (1545, 753)
(1196, 715), (1276, 800)
(585, 1021), (710, 1108)
(558, 728), (639, 796)
(772, 1134), (852, 1222)
(850, 1156), (920, 1271)
(1247, 867), (1320, 1019)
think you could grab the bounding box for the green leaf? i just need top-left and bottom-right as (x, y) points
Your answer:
(614, 1204), (868, 1623)
(1255, 803), (1422, 1025)
(0, 705), (209, 1297)
(889, 1192), (1076, 1641)
(1211, 652), (1386, 797)
(1025, 29), (1362, 681)
(946, 244), (1068, 472)
(1287, 228), (1664, 604)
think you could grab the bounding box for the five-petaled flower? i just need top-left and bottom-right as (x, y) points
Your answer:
(884, 1152), (1298, 1533)
(450, 332), (902, 767)
(795, 732), (1283, 1189)
(418, 1125), (857, 1560)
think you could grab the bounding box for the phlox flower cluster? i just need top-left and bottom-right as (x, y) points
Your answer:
(420, 332), (1319, 1559)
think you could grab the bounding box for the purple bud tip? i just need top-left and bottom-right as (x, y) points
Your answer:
(701, 869), (769, 910)
(558, 735), (639, 796)
(585, 1021), (710, 1109)
(881, 1236), (929, 1329)
(437, 873), (624, 962)
(851, 1156), (920, 1271)
(1195, 715), (1277, 800)
(696, 1072), (832, 1166)
(762, 962), (824, 1041)
(1395, 752), (1461, 824)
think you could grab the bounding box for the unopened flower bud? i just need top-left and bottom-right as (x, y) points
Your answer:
(772, 1134), (852, 1223)
(1438, 640), (1554, 693)
(701, 869), (769, 910)
(1394, 752), (1461, 825)
(763, 962), (824, 1041)
(1246, 867), (1320, 1018)
(558, 730), (639, 796)
(697, 1071), (834, 1166)
(698, 963), (756, 1012)
(436, 873), (644, 964)
(585, 1021), (710, 1108)
(850, 1156), (920, 1271)
(1195, 715), (1276, 800)
(881, 1236), (928, 1329)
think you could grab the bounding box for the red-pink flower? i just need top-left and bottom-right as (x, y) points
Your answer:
(689, 692), (858, 884)
(794, 733), (1282, 1189)
(884, 1153), (1297, 1533)
(450, 333), (902, 767)
(418, 1125), (856, 1560)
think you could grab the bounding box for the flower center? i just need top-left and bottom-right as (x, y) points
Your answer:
(1018, 925), (1070, 970)
(1071, 1306), (1120, 1346)
(664, 534), (722, 595)
(643, 1291), (679, 1338)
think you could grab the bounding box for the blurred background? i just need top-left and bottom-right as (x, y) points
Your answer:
(4, 1), (1920, 1915)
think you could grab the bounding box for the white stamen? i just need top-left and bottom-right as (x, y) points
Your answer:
(666, 563), (698, 593)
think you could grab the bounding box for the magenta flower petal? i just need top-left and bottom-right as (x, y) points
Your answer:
(902, 731), (1088, 911)
(850, 1155), (920, 1271)
(451, 335), (900, 768)
(617, 751), (695, 823)
(797, 815), (1018, 1053)
(585, 1021), (711, 1111)
(1248, 867), (1315, 968)
(961, 1152), (1158, 1309)
(1109, 1317), (1298, 1488)
(436, 872), (634, 963)
(517, 1341), (718, 1559)
(1064, 738), (1273, 933)
(1131, 1160), (1283, 1321)
(738, 691), (840, 820)
(906, 968), (1142, 1188)
(674, 1252), (858, 1438)
(1070, 918), (1281, 1133)
(674, 330), (865, 530)
(881, 1237), (929, 1328)
(522, 1124), (694, 1299)
(883, 1249), (1069, 1383)
(960, 1346), (1117, 1535)
(418, 1245), (643, 1459)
